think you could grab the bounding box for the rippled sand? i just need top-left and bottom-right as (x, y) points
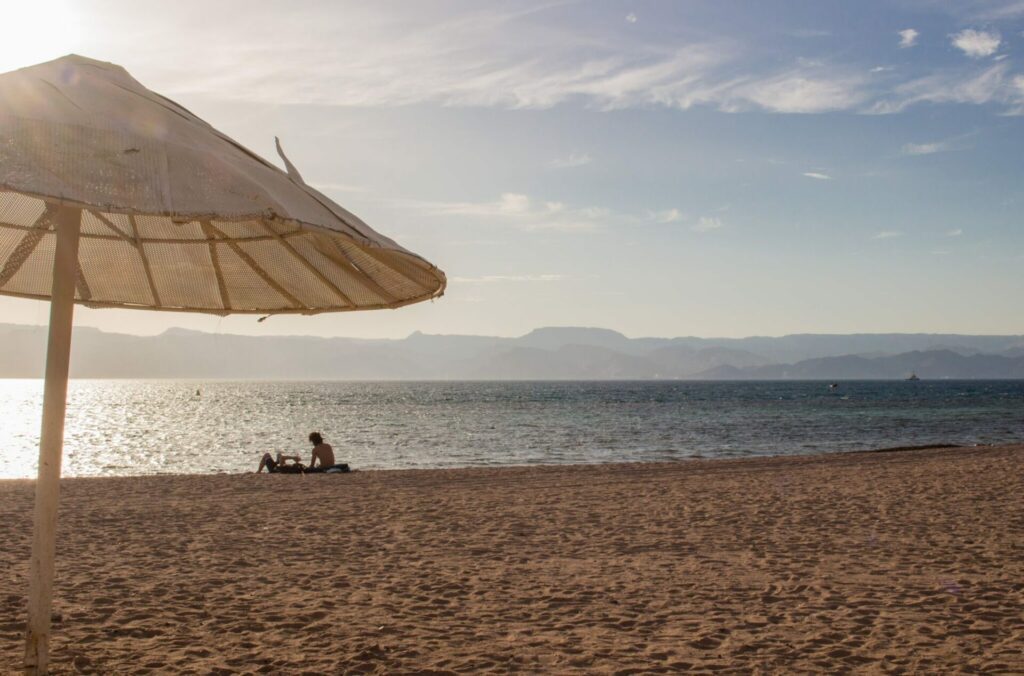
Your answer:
(1, 445), (1022, 673)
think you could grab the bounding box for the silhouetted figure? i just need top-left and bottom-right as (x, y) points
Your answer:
(303, 432), (335, 473)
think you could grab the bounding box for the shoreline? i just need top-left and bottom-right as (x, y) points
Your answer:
(0, 441), (1005, 485)
(2, 443), (1021, 673)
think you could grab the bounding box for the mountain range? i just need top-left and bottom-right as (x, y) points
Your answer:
(2, 323), (1024, 379)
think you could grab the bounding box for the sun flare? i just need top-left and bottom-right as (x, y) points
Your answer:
(0, 0), (81, 74)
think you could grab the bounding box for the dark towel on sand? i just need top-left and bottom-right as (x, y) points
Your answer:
(304, 463), (350, 474)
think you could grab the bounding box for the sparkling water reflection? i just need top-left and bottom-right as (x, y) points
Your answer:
(0, 379), (1022, 478)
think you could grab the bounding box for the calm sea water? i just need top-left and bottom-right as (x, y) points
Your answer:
(1, 380), (1022, 479)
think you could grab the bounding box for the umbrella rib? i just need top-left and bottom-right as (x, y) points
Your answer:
(128, 215), (163, 307)
(318, 238), (399, 305)
(358, 246), (435, 293)
(259, 223), (354, 307)
(205, 223), (305, 310)
(75, 262), (92, 301)
(87, 210), (135, 242)
(199, 222), (232, 311)
(0, 204), (59, 288)
(2, 221), (297, 245)
(0, 288), (418, 314)
(38, 78), (85, 111)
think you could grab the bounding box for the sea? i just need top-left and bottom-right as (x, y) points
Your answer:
(1, 379), (1022, 479)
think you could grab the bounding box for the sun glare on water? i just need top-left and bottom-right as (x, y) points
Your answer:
(0, 0), (82, 74)
(0, 379), (43, 479)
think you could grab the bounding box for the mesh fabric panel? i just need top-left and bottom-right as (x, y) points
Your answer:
(333, 238), (428, 300)
(213, 244), (290, 311)
(3, 229), (55, 297)
(236, 239), (344, 309)
(144, 241), (223, 310)
(290, 236), (388, 307)
(0, 190), (45, 228)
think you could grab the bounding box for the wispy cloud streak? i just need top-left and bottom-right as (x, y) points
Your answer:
(452, 274), (566, 283)
(649, 208), (685, 224)
(395, 191), (707, 233)
(81, 1), (1024, 116)
(901, 142), (946, 155)
(692, 216), (724, 232)
(549, 153), (593, 169)
(869, 62), (1013, 114)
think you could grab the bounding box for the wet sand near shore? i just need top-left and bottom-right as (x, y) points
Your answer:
(1, 445), (1022, 674)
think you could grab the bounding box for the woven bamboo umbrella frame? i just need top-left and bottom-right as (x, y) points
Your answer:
(0, 55), (445, 674)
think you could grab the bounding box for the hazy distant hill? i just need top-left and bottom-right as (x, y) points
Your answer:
(696, 350), (1024, 380)
(1, 323), (1023, 379)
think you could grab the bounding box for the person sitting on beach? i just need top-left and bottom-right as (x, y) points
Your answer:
(303, 432), (335, 473)
(257, 452), (304, 474)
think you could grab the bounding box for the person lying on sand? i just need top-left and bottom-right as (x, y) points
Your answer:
(256, 452), (304, 474)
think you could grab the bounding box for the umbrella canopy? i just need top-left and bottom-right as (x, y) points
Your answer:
(0, 54), (445, 314)
(0, 55), (445, 674)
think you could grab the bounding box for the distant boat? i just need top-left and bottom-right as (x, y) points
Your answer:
(906, 373), (920, 381)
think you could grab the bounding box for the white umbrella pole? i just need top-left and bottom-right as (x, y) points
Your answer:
(24, 205), (81, 676)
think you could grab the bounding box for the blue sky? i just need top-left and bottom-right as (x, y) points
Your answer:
(2, 0), (1024, 338)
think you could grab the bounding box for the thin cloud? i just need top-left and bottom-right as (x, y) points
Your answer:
(405, 193), (608, 231)
(649, 208), (685, 224)
(692, 216), (724, 232)
(901, 141), (947, 155)
(803, 172), (832, 180)
(395, 191), (698, 232)
(1008, 74), (1024, 114)
(945, 228), (964, 237)
(106, 6), (873, 115)
(549, 152), (592, 169)
(452, 274), (566, 283)
(789, 29), (832, 38)
(951, 29), (1001, 58)
(734, 70), (870, 113)
(625, 12), (637, 24)
(975, 1), (1024, 19)
(80, 3), (1024, 117)
(898, 28), (919, 48)
(308, 181), (369, 193)
(872, 230), (902, 239)
(869, 62), (1009, 113)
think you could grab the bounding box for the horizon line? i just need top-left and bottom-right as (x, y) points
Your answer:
(2, 321), (1024, 342)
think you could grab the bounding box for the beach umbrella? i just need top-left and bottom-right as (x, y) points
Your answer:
(0, 54), (445, 674)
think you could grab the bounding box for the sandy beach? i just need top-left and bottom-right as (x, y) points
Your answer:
(1, 445), (1022, 674)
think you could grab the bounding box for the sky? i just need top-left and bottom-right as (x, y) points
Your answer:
(1, 0), (1024, 339)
